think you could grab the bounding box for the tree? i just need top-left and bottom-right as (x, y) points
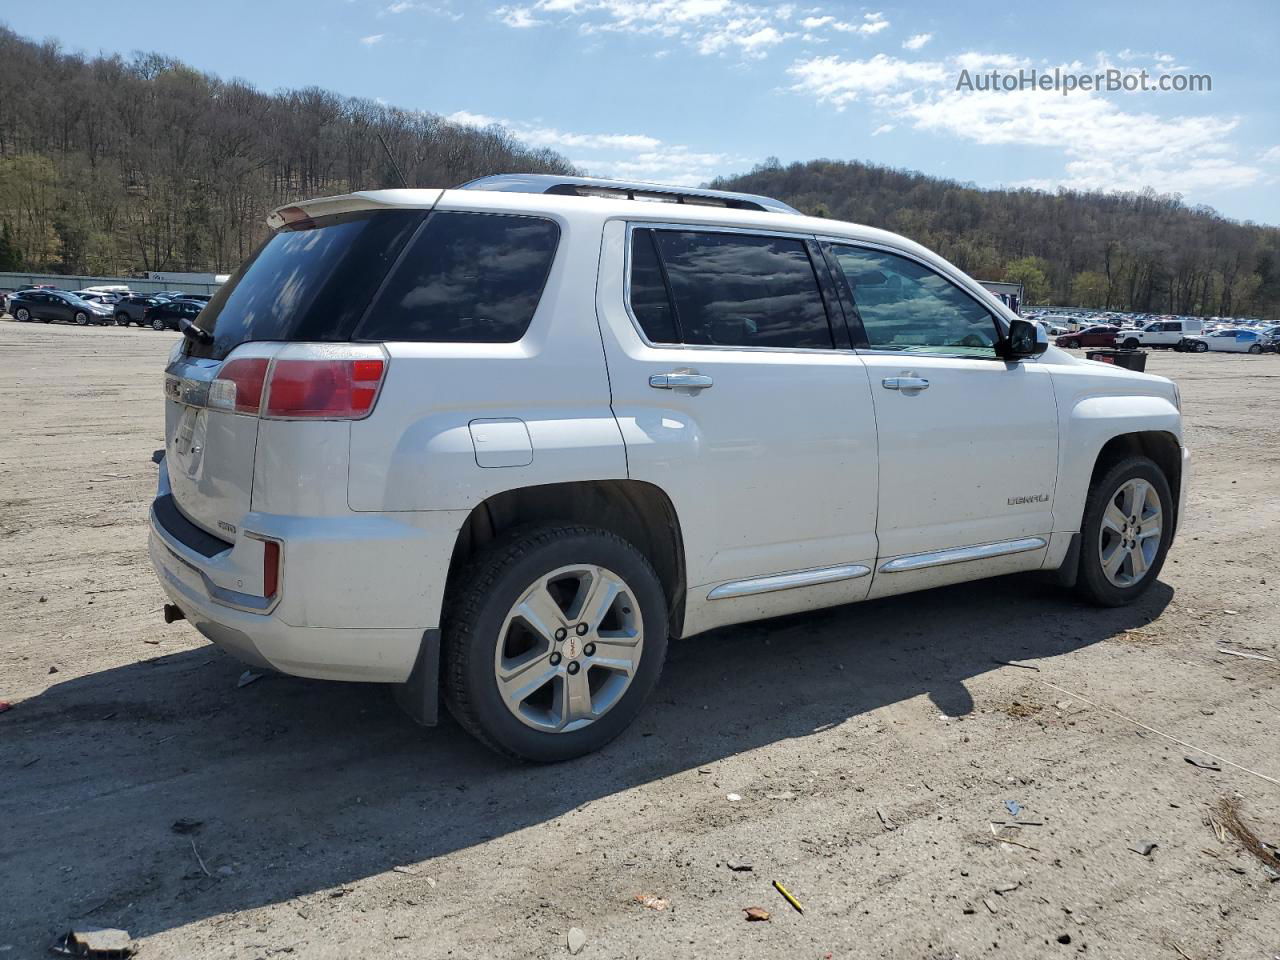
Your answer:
(0, 220), (21, 269)
(1072, 270), (1108, 309)
(1003, 257), (1051, 305)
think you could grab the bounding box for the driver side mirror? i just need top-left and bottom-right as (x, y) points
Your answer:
(1001, 318), (1049, 360)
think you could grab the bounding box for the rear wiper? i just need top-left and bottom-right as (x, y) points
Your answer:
(178, 319), (213, 345)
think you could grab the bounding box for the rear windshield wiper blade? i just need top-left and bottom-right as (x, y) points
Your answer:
(179, 319), (213, 345)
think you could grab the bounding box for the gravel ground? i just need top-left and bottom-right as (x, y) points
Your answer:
(1, 321), (1278, 960)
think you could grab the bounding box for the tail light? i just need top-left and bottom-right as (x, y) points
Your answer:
(262, 539), (280, 598)
(209, 348), (387, 420)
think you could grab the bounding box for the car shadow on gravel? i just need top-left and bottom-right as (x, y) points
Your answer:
(1, 575), (1171, 945)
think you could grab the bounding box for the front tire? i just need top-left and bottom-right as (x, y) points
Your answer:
(116, 314), (131, 327)
(1065, 338), (1080, 349)
(15, 307), (30, 322)
(1195, 341), (1208, 353)
(1075, 456), (1173, 607)
(151, 317), (165, 331)
(74, 311), (89, 326)
(1123, 337), (1140, 350)
(442, 526), (668, 762)
(1248, 343), (1262, 354)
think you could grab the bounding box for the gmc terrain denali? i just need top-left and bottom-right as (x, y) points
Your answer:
(149, 174), (1189, 761)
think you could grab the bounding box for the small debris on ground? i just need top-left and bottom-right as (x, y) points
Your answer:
(725, 793), (741, 802)
(773, 879), (804, 914)
(1005, 800), (1023, 817)
(1184, 756), (1222, 771)
(726, 860), (754, 872)
(633, 893), (669, 911)
(566, 927), (587, 954)
(171, 817), (203, 834)
(742, 907), (770, 922)
(237, 670), (263, 688)
(50, 927), (135, 957)
(994, 881), (1021, 895)
(877, 808), (896, 831)
(1128, 842), (1158, 857)
(392, 865), (418, 875)
(1216, 647), (1275, 662)
(1211, 796), (1280, 872)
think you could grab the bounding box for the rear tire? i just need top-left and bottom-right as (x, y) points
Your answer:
(442, 525), (668, 762)
(1075, 456), (1173, 607)
(116, 314), (131, 327)
(151, 317), (165, 331)
(15, 307), (29, 322)
(1065, 338), (1080, 349)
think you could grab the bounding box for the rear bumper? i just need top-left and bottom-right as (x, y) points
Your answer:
(148, 462), (465, 683)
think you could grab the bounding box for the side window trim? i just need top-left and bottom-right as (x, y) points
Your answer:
(820, 237), (1008, 361)
(622, 221), (849, 354)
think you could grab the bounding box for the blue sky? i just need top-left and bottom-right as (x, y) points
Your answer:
(7, 0), (1279, 223)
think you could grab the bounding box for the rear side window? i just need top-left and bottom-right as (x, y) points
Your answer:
(188, 210), (424, 360)
(357, 212), (559, 343)
(628, 228), (834, 349)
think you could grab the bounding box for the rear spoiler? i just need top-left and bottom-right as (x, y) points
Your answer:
(266, 189), (443, 230)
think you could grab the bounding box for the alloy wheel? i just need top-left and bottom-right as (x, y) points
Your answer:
(1097, 478), (1162, 588)
(493, 564), (643, 734)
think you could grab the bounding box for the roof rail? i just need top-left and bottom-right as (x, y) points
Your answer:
(456, 174), (799, 215)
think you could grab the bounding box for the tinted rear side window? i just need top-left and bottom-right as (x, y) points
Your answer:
(187, 209), (425, 360)
(646, 231), (834, 349)
(628, 228), (678, 343)
(357, 212), (559, 343)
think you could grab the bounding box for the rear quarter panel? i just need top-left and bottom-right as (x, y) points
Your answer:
(347, 199), (627, 513)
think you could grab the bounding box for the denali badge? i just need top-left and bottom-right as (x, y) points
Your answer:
(1008, 493), (1049, 505)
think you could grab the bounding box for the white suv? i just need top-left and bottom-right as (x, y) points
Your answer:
(1119, 318), (1203, 349)
(149, 174), (1190, 761)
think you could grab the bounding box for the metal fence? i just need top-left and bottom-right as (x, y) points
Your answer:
(0, 271), (223, 296)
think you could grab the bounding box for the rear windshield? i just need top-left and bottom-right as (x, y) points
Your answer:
(186, 208), (560, 359)
(186, 210), (425, 360)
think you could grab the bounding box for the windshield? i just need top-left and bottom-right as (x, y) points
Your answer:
(186, 209), (425, 360)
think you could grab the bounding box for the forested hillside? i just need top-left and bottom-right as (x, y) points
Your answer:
(0, 27), (575, 276)
(713, 159), (1280, 318)
(2, 26), (1277, 320)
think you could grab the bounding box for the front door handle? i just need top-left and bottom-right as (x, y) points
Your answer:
(650, 372), (714, 391)
(882, 376), (930, 391)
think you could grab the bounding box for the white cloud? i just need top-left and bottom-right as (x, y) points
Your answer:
(872, 123), (894, 135)
(902, 32), (931, 51)
(787, 54), (948, 108)
(832, 11), (889, 35)
(496, 5), (543, 27)
(359, 33), (386, 45)
(787, 49), (1264, 199)
(445, 108), (740, 185)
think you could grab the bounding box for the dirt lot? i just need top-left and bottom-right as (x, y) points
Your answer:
(1, 321), (1278, 960)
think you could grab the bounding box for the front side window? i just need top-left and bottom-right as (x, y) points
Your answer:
(358, 212), (559, 343)
(829, 245), (1000, 358)
(627, 228), (833, 349)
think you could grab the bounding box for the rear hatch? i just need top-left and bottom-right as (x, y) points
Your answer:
(164, 195), (435, 538)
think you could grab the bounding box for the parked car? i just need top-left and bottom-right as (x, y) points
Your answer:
(1118, 319), (1203, 350)
(1180, 329), (1265, 354)
(149, 174), (1188, 762)
(8, 289), (114, 325)
(145, 298), (205, 331)
(1055, 325), (1119, 349)
(72, 290), (121, 307)
(114, 294), (171, 327)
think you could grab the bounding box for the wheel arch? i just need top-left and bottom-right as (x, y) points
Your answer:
(445, 479), (688, 639)
(1088, 430), (1182, 536)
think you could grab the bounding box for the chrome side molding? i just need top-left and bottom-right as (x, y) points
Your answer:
(879, 537), (1047, 574)
(707, 563), (871, 600)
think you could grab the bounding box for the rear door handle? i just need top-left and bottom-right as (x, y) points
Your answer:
(882, 376), (930, 391)
(650, 373), (714, 390)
